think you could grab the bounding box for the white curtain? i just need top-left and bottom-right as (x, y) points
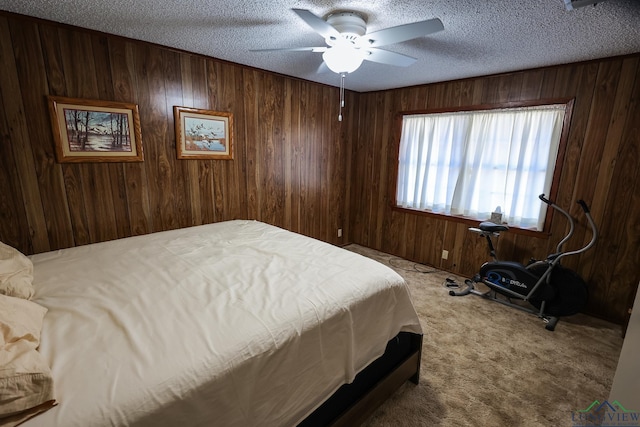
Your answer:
(396, 106), (565, 230)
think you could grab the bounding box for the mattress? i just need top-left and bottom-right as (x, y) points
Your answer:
(23, 220), (422, 427)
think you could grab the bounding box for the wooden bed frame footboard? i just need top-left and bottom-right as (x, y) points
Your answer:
(298, 332), (423, 427)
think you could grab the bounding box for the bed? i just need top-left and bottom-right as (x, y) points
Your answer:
(1, 220), (422, 427)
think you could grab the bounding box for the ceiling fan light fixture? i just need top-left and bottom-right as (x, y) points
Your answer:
(322, 45), (364, 73)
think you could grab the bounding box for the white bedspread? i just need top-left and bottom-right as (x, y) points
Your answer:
(23, 220), (422, 427)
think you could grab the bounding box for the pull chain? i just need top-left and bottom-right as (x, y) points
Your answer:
(338, 73), (345, 122)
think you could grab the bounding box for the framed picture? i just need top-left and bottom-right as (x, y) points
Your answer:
(47, 96), (143, 163)
(174, 106), (233, 160)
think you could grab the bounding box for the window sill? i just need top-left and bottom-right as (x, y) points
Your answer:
(391, 205), (552, 238)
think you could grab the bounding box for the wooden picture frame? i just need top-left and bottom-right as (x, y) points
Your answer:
(48, 96), (143, 163)
(174, 106), (233, 160)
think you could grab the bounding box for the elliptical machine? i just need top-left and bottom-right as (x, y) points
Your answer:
(448, 194), (597, 331)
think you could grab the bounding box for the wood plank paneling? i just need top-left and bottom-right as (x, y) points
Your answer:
(0, 95), (29, 251)
(0, 12), (350, 257)
(10, 19), (75, 251)
(0, 17), (48, 253)
(350, 55), (640, 325)
(588, 61), (640, 322)
(1, 11), (637, 325)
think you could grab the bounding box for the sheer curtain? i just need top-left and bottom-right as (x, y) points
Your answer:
(396, 105), (565, 230)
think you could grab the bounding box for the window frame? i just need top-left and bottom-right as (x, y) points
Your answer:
(390, 98), (575, 236)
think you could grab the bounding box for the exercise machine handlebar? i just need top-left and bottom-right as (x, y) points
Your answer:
(538, 194), (597, 264)
(577, 199), (590, 213)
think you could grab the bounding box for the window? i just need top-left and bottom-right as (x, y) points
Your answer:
(395, 101), (572, 231)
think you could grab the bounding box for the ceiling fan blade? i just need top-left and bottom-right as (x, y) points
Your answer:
(362, 48), (417, 67)
(250, 46), (327, 52)
(292, 9), (340, 40)
(359, 18), (444, 48)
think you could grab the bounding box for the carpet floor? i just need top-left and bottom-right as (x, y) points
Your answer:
(345, 244), (624, 427)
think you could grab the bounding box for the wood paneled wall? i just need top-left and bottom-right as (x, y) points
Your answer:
(349, 54), (640, 324)
(0, 12), (356, 254)
(1, 12), (638, 324)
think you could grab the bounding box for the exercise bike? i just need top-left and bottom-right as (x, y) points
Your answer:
(448, 194), (597, 331)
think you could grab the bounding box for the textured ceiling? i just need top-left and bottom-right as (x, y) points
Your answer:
(1, 0), (639, 92)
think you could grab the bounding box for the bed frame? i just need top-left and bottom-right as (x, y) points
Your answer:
(299, 332), (423, 427)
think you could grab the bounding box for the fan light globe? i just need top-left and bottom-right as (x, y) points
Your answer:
(322, 45), (364, 74)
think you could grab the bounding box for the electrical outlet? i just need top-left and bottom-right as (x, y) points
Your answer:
(442, 250), (449, 260)
(337, 228), (342, 238)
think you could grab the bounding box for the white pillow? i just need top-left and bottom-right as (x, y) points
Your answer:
(0, 294), (56, 426)
(0, 242), (34, 300)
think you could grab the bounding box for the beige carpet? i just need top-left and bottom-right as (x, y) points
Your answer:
(344, 244), (624, 427)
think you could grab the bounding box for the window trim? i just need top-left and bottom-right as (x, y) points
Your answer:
(390, 98), (575, 236)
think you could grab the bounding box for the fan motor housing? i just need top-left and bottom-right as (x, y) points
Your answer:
(326, 11), (367, 40)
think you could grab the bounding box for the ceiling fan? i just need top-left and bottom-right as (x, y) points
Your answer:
(251, 9), (444, 121)
(252, 8), (445, 74)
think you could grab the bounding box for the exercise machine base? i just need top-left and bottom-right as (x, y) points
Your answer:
(449, 279), (560, 331)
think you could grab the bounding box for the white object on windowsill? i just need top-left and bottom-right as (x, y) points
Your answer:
(490, 206), (503, 224)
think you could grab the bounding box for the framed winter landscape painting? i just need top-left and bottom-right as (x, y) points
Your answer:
(174, 106), (233, 160)
(48, 96), (143, 163)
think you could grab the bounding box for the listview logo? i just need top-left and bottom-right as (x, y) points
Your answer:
(572, 400), (639, 427)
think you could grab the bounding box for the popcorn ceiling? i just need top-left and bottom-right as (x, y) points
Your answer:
(1, 0), (638, 92)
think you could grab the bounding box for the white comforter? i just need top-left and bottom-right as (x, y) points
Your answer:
(24, 220), (422, 427)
